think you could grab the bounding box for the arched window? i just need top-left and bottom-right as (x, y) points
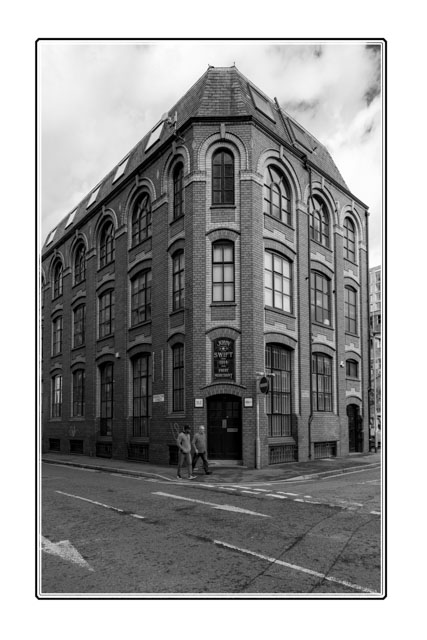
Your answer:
(131, 193), (152, 246)
(74, 244), (86, 284)
(265, 344), (292, 436)
(345, 286), (357, 334)
(131, 271), (151, 325)
(212, 241), (234, 302)
(264, 251), (292, 313)
(99, 221), (115, 267)
(212, 149), (234, 205)
(132, 354), (152, 436)
(52, 260), (63, 299)
(263, 166), (291, 225)
(172, 251), (185, 311)
(173, 163), (184, 220)
(312, 353), (333, 411)
(310, 271), (331, 326)
(343, 217), (356, 262)
(310, 196), (330, 247)
(172, 344), (184, 412)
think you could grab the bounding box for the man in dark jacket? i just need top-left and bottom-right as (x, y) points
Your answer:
(192, 425), (212, 475)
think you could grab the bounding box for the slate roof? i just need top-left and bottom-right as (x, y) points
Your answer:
(43, 65), (350, 254)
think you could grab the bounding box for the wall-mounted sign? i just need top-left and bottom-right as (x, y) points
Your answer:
(259, 376), (269, 394)
(153, 394), (165, 403)
(244, 397), (253, 408)
(194, 398), (204, 408)
(213, 338), (234, 380)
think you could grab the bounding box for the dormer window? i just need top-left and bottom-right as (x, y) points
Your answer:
(145, 122), (164, 151)
(65, 209), (77, 228)
(87, 185), (100, 208)
(249, 85), (275, 121)
(113, 156), (129, 182)
(46, 228), (57, 245)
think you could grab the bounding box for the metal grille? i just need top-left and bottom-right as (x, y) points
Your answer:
(96, 442), (112, 458)
(128, 443), (149, 462)
(69, 439), (84, 455)
(49, 438), (60, 452)
(269, 444), (298, 464)
(314, 441), (337, 459)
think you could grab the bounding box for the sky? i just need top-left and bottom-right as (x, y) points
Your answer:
(39, 39), (383, 266)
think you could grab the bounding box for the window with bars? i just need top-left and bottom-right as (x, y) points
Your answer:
(212, 241), (234, 302)
(74, 244), (86, 284)
(132, 354), (152, 437)
(312, 353), (333, 411)
(99, 221), (115, 267)
(265, 344), (292, 437)
(264, 251), (292, 313)
(172, 344), (184, 412)
(51, 374), (62, 418)
(52, 316), (63, 356)
(131, 193), (152, 246)
(263, 165), (291, 226)
(52, 261), (63, 299)
(172, 251), (185, 311)
(310, 196), (330, 247)
(100, 363), (113, 435)
(311, 272), (331, 326)
(345, 286), (357, 334)
(173, 163), (184, 219)
(343, 217), (356, 262)
(131, 271), (151, 325)
(73, 304), (85, 347)
(212, 149), (234, 205)
(72, 369), (85, 416)
(99, 290), (115, 338)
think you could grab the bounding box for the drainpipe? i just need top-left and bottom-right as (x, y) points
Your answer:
(305, 157), (313, 460)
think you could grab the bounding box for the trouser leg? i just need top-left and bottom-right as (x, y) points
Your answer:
(177, 451), (184, 476)
(186, 452), (193, 477)
(201, 452), (209, 473)
(192, 453), (200, 470)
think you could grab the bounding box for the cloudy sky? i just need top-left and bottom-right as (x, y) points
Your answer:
(39, 39), (383, 265)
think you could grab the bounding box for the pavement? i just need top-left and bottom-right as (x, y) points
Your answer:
(41, 450), (381, 484)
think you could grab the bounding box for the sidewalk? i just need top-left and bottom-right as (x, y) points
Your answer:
(42, 451), (381, 484)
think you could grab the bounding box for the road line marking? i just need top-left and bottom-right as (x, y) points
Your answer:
(111, 474), (142, 480)
(56, 490), (145, 519)
(221, 487), (237, 491)
(322, 467), (380, 480)
(266, 494), (286, 499)
(213, 540), (376, 594)
(370, 511), (381, 515)
(278, 492), (299, 496)
(153, 492), (271, 518)
(44, 463), (98, 472)
(41, 535), (94, 571)
(241, 490), (261, 495)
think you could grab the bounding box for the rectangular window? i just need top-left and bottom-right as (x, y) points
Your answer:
(264, 252), (292, 313)
(172, 344), (184, 412)
(99, 291), (115, 338)
(131, 272), (152, 325)
(100, 363), (113, 435)
(345, 287), (357, 334)
(312, 354), (333, 411)
(52, 316), (63, 355)
(212, 242), (235, 302)
(266, 345), (292, 436)
(51, 374), (62, 418)
(346, 360), (358, 378)
(73, 305), (85, 347)
(172, 253), (185, 311)
(72, 369), (85, 416)
(310, 272), (331, 326)
(133, 355), (152, 436)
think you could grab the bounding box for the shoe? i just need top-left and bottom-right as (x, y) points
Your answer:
(188, 475), (197, 480)
(177, 475), (182, 479)
(205, 471), (212, 475)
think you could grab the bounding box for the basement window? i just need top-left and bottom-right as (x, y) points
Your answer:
(87, 185), (101, 208)
(145, 121), (164, 151)
(249, 85), (275, 122)
(65, 208), (77, 228)
(113, 156), (129, 182)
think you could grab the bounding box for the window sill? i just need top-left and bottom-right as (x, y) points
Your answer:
(264, 213), (294, 231)
(51, 352), (63, 358)
(170, 308), (185, 316)
(210, 204), (236, 210)
(310, 238), (332, 252)
(130, 319), (151, 330)
(170, 214), (185, 225)
(265, 305), (295, 319)
(97, 333), (114, 342)
(97, 261), (115, 273)
(346, 376), (360, 381)
(345, 331), (359, 338)
(210, 302), (236, 308)
(312, 320), (333, 330)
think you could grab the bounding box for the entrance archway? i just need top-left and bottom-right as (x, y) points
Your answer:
(207, 394), (242, 459)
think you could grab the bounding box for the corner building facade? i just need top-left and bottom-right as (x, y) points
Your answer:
(41, 66), (370, 468)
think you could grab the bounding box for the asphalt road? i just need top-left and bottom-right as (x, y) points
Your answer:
(40, 462), (382, 596)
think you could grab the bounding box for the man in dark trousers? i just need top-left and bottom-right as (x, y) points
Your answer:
(192, 425), (212, 475)
(177, 425), (196, 480)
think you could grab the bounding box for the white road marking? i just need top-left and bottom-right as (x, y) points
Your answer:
(153, 492), (271, 517)
(321, 467), (380, 480)
(41, 535), (94, 572)
(241, 490), (262, 495)
(266, 494), (286, 499)
(370, 511), (381, 515)
(44, 463), (97, 473)
(278, 492), (299, 496)
(111, 474), (142, 480)
(214, 540), (376, 594)
(56, 490), (145, 519)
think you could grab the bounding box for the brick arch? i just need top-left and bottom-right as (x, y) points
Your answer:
(303, 180), (339, 228)
(197, 131), (248, 171)
(91, 208), (118, 252)
(264, 333), (297, 350)
(340, 206), (366, 247)
(256, 148), (302, 203)
(311, 344), (336, 358)
(123, 180), (155, 244)
(48, 251), (65, 281)
(161, 145), (191, 195)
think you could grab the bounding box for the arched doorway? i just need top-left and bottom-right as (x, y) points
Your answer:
(347, 404), (361, 452)
(207, 394), (242, 459)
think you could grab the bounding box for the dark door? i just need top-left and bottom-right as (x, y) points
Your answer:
(207, 394), (242, 459)
(347, 404), (360, 452)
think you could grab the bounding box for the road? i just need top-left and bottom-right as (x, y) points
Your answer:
(40, 461), (382, 596)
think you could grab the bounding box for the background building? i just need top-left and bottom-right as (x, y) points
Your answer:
(41, 65), (370, 468)
(369, 265), (382, 435)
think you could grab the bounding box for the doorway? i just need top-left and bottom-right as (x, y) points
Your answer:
(347, 404), (361, 453)
(207, 394), (242, 459)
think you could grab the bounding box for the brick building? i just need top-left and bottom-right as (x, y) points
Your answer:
(41, 65), (370, 468)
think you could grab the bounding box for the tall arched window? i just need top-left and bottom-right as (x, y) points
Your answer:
(310, 196), (330, 247)
(52, 260), (63, 299)
(212, 149), (234, 205)
(173, 163), (184, 220)
(263, 166), (291, 225)
(131, 193), (152, 246)
(343, 217), (356, 262)
(74, 243), (86, 284)
(266, 344), (292, 436)
(132, 354), (152, 437)
(99, 221), (115, 268)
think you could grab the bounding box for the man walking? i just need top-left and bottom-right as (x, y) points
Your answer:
(177, 425), (196, 480)
(192, 425), (212, 475)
